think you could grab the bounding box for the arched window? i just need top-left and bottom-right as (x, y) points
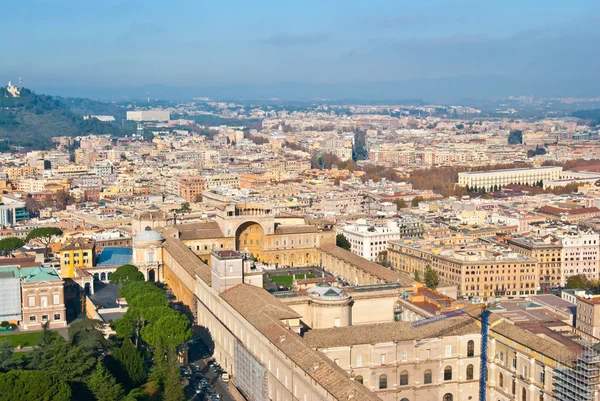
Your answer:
(443, 394), (453, 401)
(499, 372), (504, 388)
(466, 364), (474, 380)
(400, 370), (408, 386)
(424, 369), (432, 384)
(355, 376), (363, 385)
(467, 340), (475, 357)
(512, 379), (516, 395)
(522, 388), (527, 401)
(400, 399), (409, 401)
(379, 374), (387, 389)
(444, 366), (452, 381)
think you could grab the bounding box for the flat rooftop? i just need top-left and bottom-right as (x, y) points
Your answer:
(491, 298), (571, 324)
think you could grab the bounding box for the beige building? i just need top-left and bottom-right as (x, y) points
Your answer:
(576, 295), (600, 338)
(305, 316), (481, 401)
(388, 237), (539, 299)
(507, 236), (563, 289)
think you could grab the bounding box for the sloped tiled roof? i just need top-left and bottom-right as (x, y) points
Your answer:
(220, 284), (381, 401)
(320, 244), (412, 285)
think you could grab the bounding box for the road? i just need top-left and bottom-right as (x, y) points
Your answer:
(183, 339), (236, 401)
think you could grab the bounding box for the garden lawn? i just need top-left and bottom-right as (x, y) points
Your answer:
(0, 331), (44, 348)
(270, 274), (316, 288)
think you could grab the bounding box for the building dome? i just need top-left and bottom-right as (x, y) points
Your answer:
(134, 227), (164, 244)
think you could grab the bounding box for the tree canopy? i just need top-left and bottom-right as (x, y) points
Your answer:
(25, 228), (63, 256)
(0, 370), (71, 401)
(0, 237), (24, 255)
(424, 266), (439, 290)
(110, 265), (144, 287)
(336, 234), (351, 251)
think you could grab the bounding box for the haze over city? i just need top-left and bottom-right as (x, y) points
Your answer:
(3, 0), (600, 101)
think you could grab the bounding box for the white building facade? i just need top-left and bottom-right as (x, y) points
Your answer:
(337, 219), (401, 261)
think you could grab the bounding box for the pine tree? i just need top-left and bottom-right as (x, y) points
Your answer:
(163, 348), (185, 401)
(113, 339), (147, 388)
(149, 344), (168, 389)
(88, 362), (124, 401)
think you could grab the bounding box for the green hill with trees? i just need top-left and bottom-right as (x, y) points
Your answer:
(0, 87), (132, 150)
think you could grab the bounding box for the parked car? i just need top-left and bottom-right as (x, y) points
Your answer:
(220, 373), (230, 382)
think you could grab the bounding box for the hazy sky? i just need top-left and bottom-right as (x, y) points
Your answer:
(2, 0), (600, 100)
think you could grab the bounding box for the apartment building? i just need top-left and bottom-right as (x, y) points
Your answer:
(388, 237), (538, 299)
(575, 294), (600, 338)
(337, 219), (402, 261)
(507, 236), (563, 289)
(556, 231), (600, 285)
(457, 166), (563, 191)
(59, 238), (96, 279)
(179, 174), (206, 202)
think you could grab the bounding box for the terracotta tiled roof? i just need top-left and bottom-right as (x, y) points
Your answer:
(220, 284), (381, 401)
(304, 316), (479, 348)
(163, 237), (212, 285)
(538, 205), (600, 216)
(174, 222), (225, 240)
(320, 244), (412, 285)
(60, 238), (96, 251)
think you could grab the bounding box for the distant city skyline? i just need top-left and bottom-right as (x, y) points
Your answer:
(2, 0), (600, 101)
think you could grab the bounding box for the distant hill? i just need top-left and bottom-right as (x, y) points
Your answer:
(0, 87), (132, 150)
(572, 109), (600, 126)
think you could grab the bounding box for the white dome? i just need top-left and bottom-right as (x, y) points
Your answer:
(134, 227), (164, 243)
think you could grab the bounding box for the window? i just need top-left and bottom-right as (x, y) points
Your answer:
(444, 366), (452, 381)
(380, 354), (386, 364)
(334, 318), (340, 328)
(28, 296), (35, 307)
(53, 294), (60, 305)
(400, 371), (408, 386)
(41, 297), (47, 307)
(466, 364), (474, 380)
(499, 351), (504, 363)
(379, 374), (387, 389)
(445, 345), (452, 357)
(424, 370), (432, 384)
(467, 340), (475, 357)
(401, 350), (408, 361)
(512, 379), (516, 395)
(355, 355), (362, 367)
(499, 372), (504, 388)
(540, 370), (545, 384)
(54, 313), (61, 321)
(512, 357), (517, 370)
(41, 315), (48, 323)
(522, 388), (527, 401)
(400, 399), (409, 401)
(29, 315), (36, 323)
(523, 366), (528, 378)
(443, 394), (453, 401)
(355, 376), (363, 384)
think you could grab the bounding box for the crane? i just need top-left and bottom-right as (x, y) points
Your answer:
(411, 298), (499, 401)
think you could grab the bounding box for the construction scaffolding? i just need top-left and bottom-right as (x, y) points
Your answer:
(233, 339), (268, 401)
(554, 346), (600, 401)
